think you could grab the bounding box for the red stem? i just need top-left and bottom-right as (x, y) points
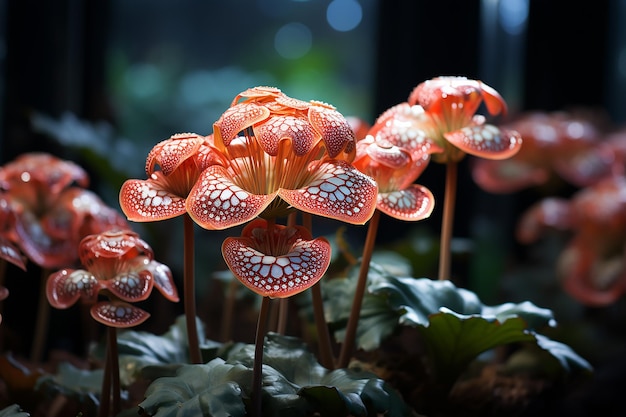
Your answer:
(252, 296), (271, 417)
(184, 214), (202, 363)
(31, 268), (51, 363)
(302, 212), (335, 369)
(337, 209), (380, 368)
(438, 162), (458, 281)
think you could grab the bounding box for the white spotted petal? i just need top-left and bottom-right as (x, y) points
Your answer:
(186, 165), (277, 230)
(46, 269), (99, 309)
(90, 301), (150, 328)
(377, 184), (435, 222)
(222, 232), (331, 299)
(279, 160), (378, 225)
(119, 177), (186, 221)
(444, 124), (522, 160)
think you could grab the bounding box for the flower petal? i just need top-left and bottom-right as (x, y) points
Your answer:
(445, 125), (522, 160)
(46, 269), (99, 309)
(214, 102), (271, 146)
(0, 237), (26, 271)
(146, 133), (204, 176)
(377, 184), (435, 221)
(186, 165), (277, 230)
(90, 301), (150, 328)
(120, 178), (187, 222)
(308, 104), (356, 159)
(222, 232), (331, 298)
(146, 260), (179, 302)
(104, 271), (153, 302)
(471, 158), (549, 194)
(515, 198), (572, 244)
(255, 115), (315, 156)
(279, 161), (378, 225)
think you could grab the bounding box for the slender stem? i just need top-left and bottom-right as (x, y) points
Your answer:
(337, 209), (380, 369)
(276, 299), (288, 334)
(184, 214), (202, 363)
(31, 267), (51, 363)
(108, 326), (121, 416)
(302, 212), (335, 369)
(252, 296), (271, 417)
(220, 278), (237, 342)
(438, 162), (458, 281)
(99, 330), (111, 417)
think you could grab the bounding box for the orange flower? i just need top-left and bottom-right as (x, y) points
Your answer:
(186, 86), (378, 229)
(517, 176), (626, 306)
(471, 110), (615, 193)
(119, 133), (227, 221)
(352, 135), (434, 221)
(46, 229), (179, 327)
(406, 76), (522, 164)
(0, 153), (128, 269)
(222, 218), (331, 298)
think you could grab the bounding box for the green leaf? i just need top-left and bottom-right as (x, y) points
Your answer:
(91, 315), (222, 386)
(418, 309), (536, 386)
(35, 362), (102, 414)
(534, 334), (593, 375)
(324, 260), (588, 389)
(0, 405), (29, 417)
(140, 333), (411, 417)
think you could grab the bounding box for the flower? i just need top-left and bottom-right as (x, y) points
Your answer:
(221, 218), (331, 298)
(407, 76), (522, 164)
(0, 152), (129, 269)
(0, 194), (26, 271)
(186, 86), (378, 229)
(119, 132), (227, 221)
(46, 229), (179, 327)
(471, 110), (614, 194)
(352, 135), (434, 221)
(517, 176), (626, 306)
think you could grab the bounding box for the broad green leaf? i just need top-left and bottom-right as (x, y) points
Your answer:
(35, 362), (102, 414)
(534, 334), (593, 374)
(324, 260), (588, 389)
(91, 315), (222, 386)
(418, 309), (536, 386)
(0, 405), (29, 417)
(140, 333), (411, 417)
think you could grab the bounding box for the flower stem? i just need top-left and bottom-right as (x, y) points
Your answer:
(184, 213), (202, 364)
(438, 161), (458, 281)
(302, 212), (335, 370)
(252, 296), (270, 417)
(108, 326), (121, 416)
(337, 209), (380, 369)
(31, 268), (51, 363)
(98, 326), (120, 417)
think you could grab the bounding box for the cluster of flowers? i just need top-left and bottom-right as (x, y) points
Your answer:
(0, 77), (523, 331)
(118, 79), (520, 301)
(472, 110), (626, 306)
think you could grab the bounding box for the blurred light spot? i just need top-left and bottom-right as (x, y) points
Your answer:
(498, 0), (528, 36)
(124, 64), (163, 99)
(274, 22), (312, 60)
(327, 0), (362, 32)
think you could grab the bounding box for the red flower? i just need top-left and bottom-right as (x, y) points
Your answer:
(472, 110), (613, 193)
(46, 230), (179, 327)
(352, 135), (434, 221)
(119, 133), (227, 221)
(517, 176), (626, 306)
(0, 153), (129, 269)
(186, 86), (378, 229)
(221, 219), (331, 298)
(407, 76), (522, 164)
